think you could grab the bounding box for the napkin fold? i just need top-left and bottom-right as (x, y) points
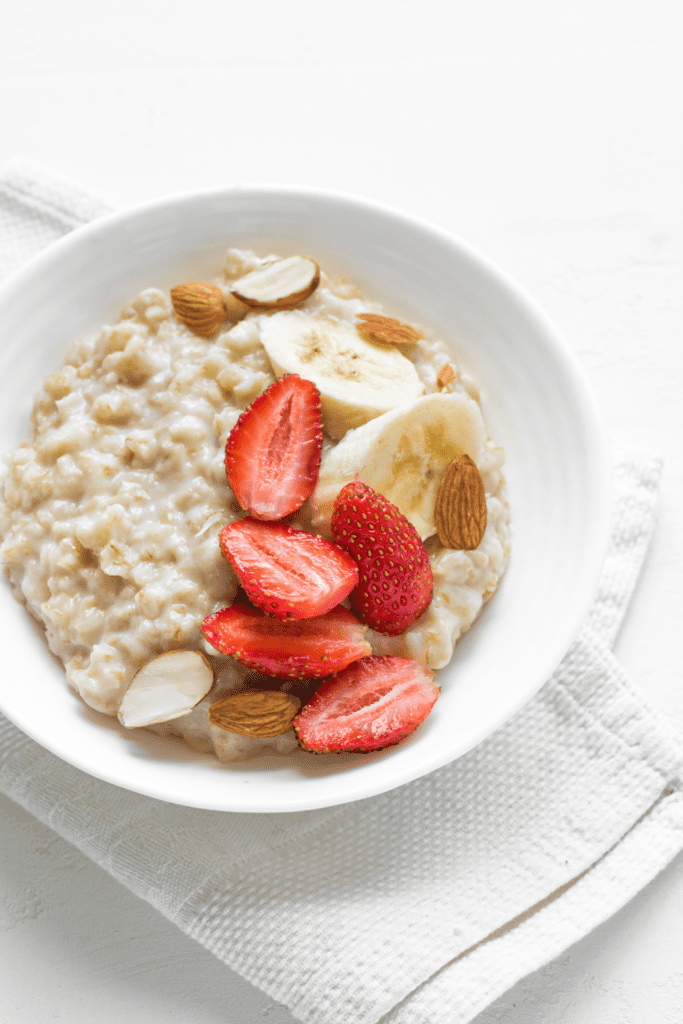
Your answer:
(1, 161), (683, 1024)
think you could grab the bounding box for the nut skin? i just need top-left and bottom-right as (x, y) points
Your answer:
(434, 454), (487, 550)
(209, 690), (301, 737)
(436, 363), (456, 388)
(355, 313), (423, 346)
(170, 281), (228, 337)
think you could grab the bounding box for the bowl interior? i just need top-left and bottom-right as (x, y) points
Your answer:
(0, 187), (611, 812)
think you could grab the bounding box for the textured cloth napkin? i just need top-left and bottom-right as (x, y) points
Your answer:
(1, 161), (683, 1024)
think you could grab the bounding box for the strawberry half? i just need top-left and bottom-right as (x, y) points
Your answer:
(219, 518), (358, 619)
(293, 656), (439, 752)
(225, 373), (323, 520)
(331, 481), (433, 636)
(201, 604), (371, 678)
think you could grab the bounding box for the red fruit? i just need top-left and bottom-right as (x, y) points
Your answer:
(225, 374), (322, 520)
(219, 518), (358, 619)
(331, 481), (433, 636)
(293, 656), (439, 752)
(201, 604), (371, 679)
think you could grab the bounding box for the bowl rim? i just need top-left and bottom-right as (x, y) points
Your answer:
(0, 183), (613, 812)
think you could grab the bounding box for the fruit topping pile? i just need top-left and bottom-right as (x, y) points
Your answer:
(123, 256), (493, 757)
(201, 368), (441, 753)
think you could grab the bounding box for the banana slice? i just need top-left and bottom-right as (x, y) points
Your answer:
(258, 312), (425, 440)
(310, 392), (487, 540)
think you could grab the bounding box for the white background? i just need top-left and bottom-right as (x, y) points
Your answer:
(1, 1), (683, 1021)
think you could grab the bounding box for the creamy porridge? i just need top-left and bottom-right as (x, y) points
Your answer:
(0, 250), (510, 761)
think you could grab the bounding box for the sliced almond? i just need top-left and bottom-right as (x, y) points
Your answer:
(434, 454), (487, 549)
(118, 650), (214, 728)
(171, 281), (228, 337)
(355, 313), (423, 346)
(209, 690), (301, 737)
(231, 256), (320, 309)
(436, 363), (456, 388)
(222, 291), (250, 324)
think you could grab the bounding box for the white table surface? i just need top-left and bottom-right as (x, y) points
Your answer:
(2, 2), (682, 1021)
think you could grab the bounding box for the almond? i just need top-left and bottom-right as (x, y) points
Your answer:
(231, 256), (320, 309)
(436, 363), (456, 388)
(222, 291), (250, 324)
(118, 650), (214, 728)
(434, 454), (487, 549)
(171, 281), (228, 337)
(355, 313), (423, 346)
(209, 690), (301, 737)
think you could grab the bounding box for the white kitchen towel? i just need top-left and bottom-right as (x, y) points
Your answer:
(1, 161), (683, 1024)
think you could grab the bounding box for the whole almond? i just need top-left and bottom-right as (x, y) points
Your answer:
(355, 313), (423, 346)
(434, 454), (487, 549)
(209, 690), (301, 737)
(170, 281), (228, 337)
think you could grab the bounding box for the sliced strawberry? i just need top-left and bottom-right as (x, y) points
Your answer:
(293, 656), (439, 752)
(201, 604), (371, 679)
(219, 518), (358, 619)
(331, 481), (433, 636)
(225, 373), (322, 520)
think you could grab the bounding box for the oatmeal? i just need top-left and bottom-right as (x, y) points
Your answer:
(0, 249), (510, 761)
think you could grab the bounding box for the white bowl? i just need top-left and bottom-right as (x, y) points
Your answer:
(0, 187), (611, 813)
